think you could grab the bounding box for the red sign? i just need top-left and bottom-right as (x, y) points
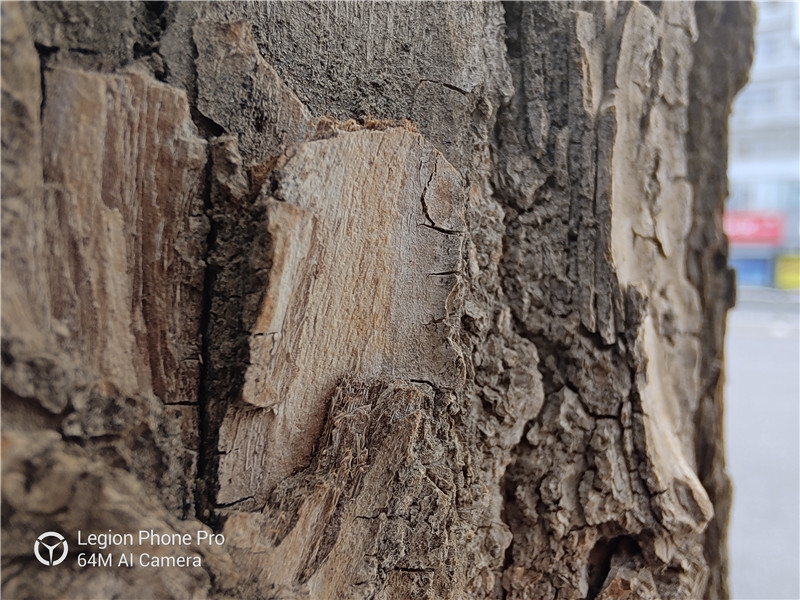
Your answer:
(724, 211), (785, 245)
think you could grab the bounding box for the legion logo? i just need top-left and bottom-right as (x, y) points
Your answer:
(34, 531), (69, 566)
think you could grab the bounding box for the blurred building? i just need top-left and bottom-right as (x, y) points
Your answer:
(727, 0), (800, 289)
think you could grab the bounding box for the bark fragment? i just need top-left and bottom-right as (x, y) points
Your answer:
(214, 127), (467, 506)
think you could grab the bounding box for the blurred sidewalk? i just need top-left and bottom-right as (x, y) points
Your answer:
(726, 286), (800, 600)
(736, 285), (800, 306)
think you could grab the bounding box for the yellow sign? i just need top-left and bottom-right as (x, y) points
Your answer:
(775, 254), (800, 290)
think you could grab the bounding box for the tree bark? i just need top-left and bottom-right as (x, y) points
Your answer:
(1, 2), (753, 599)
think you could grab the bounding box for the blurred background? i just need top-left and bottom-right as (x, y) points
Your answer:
(725, 1), (800, 598)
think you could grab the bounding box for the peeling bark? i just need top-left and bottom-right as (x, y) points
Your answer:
(2, 2), (753, 599)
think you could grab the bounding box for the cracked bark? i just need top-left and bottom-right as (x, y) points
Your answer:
(2, 2), (753, 599)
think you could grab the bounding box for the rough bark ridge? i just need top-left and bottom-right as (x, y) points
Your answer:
(1, 2), (753, 599)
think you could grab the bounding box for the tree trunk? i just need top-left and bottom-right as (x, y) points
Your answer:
(1, 2), (753, 599)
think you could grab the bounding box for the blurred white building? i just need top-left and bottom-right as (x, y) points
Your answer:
(728, 0), (800, 289)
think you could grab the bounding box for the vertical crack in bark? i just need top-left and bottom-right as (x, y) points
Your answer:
(187, 23), (237, 526)
(194, 146), (220, 529)
(33, 42), (57, 123)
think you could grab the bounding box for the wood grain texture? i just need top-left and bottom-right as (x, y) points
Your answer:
(217, 127), (466, 504)
(38, 66), (207, 405)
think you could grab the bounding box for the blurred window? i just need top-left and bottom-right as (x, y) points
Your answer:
(729, 182), (751, 211)
(736, 82), (776, 115)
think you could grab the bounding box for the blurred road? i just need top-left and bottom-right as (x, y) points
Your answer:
(726, 287), (800, 600)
